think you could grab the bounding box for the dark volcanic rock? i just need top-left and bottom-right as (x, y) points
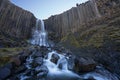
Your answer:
(35, 65), (48, 78)
(0, 67), (11, 80)
(50, 53), (60, 64)
(14, 65), (27, 74)
(34, 57), (43, 65)
(4, 63), (13, 70)
(74, 57), (97, 72)
(34, 51), (43, 57)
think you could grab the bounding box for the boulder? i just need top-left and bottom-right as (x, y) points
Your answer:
(19, 55), (27, 63)
(74, 57), (97, 72)
(0, 67), (11, 80)
(35, 65), (48, 78)
(14, 65), (27, 74)
(50, 54), (60, 64)
(4, 63), (13, 70)
(33, 51), (43, 58)
(34, 57), (43, 65)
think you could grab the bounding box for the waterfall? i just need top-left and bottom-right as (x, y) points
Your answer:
(44, 51), (81, 80)
(30, 19), (49, 47)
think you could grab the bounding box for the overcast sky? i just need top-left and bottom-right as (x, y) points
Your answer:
(11, 0), (88, 19)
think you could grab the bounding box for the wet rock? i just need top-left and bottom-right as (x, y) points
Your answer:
(50, 54), (60, 64)
(34, 51), (43, 57)
(14, 65), (27, 74)
(34, 57), (43, 65)
(0, 67), (11, 80)
(39, 46), (49, 56)
(40, 46), (48, 51)
(19, 55), (27, 63)
(74, 57), (97, 72)
(58, 63), (62, 69)
(35, 65), (48, 78)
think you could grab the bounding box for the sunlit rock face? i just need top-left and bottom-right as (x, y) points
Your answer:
(0, 0), (36, 39)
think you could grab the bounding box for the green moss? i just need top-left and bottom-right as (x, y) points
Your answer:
(61, 34), (80, 48)
(0, 47), (24, 57)
(0, 47), (25, 67)
(88, 33), (104, 48)
(60, 16), (120, 53)
(0, 56), (11, 67)
(107, 27), (120, 40)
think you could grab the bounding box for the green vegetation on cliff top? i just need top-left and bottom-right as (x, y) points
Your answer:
(60, 16), (120, 50)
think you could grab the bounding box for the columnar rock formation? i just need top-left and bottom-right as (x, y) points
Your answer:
(45, 0), (120, 40)
(0, 0), (36, 39)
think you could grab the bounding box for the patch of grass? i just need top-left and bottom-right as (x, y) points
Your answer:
(0, 47), (26, 57)
(0, 47), (25, 67)
(61, 22), (120, 49)
(0, 56), (11, 67)
(61, 33), (80, 48)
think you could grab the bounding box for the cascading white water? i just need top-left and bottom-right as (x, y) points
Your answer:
(31, 19), (49, 47)
(44, 51), (69, 72)
(44, 51), (80, 80)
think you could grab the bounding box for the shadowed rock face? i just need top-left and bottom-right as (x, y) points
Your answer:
(0, 0), (36, 39)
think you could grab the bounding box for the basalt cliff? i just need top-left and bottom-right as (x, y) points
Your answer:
(0, 0), (36, 47)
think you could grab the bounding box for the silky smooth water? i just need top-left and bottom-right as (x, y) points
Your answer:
(31, 19), (49, 47)
(44, 51), (81, 80)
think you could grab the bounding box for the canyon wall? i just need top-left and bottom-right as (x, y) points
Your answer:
(45, 0), (120, 41)
(0, 0), (36, 39)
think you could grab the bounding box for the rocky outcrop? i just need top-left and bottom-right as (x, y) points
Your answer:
(45, 0), (101, 39)
(0, 0), (36, 39)
(45, 0), (120, 41)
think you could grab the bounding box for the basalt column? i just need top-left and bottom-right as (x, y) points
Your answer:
(0, 0), (36, 39)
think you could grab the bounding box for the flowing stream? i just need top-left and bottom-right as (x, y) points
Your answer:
(44, 51), (80, 80)
(19, 19), (119, 80)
